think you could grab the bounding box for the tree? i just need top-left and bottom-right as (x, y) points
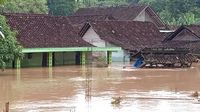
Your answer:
(0, 0), (5, 4)
(96, 0), (128, 7)
(48, 0), (76, 16)
(139, 0), (200, 25)
(0, 0), (48, 13)
(0, 15), (23, 69)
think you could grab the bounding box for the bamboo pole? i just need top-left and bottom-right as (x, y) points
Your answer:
(4, 102), (9, 112)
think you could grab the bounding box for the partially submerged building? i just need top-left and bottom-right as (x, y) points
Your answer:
(134, 48), (195, 68)
(79, 21), (163, 62)
(131, 25), (200, 68)
(161, 25), (200, 57)
(4, 13), (121, 68)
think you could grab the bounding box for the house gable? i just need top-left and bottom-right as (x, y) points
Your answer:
(134, 7), (166, 29)
(163, 26), (200, 42)
(172, 29), (200, 41)
(134, 8), (146, 21)
(82, 26), (106, 47)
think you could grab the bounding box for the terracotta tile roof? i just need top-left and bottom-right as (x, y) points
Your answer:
(68, 15), (115, 25)
(4, 13), (91, 48)
(80, 21), (163, 51)
(155, 41), (200, 54)
(184, 25), (200, 37)
(139, 48), (197, 66)
(72, 24), (85, 36)
(164, 25), (200, 41)
(160, 25), (200, 54)
(68, 15), (115, 35)
(73, 5), (166, 29)
(74, 5), (146, 20)
(143, 53), (195, 64)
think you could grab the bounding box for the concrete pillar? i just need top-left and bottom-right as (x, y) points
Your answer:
(48, 52), (53, 67)
(48, 67), (53, 79)
(81, 52), (86, 65)
(107, 51), (112, 64)
(15, 58), (21, 69)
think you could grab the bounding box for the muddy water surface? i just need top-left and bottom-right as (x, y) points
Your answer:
(0, 63), (200, 112)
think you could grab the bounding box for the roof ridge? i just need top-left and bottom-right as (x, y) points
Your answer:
(3, 13), (70, 18)
(77, 4), (147, 9)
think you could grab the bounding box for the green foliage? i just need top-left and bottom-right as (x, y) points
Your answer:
(0, 0), (5, 4)
(48, 0), (129, 16)
(0, 0), (48, 13)
(48, 0), (76, 16)
(139, 0), (200, 25)
(95, 0), (128, 7)
(0, 15), (23, 69)
(1, 0), (200, 25)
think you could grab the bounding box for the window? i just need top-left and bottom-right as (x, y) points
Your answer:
(27, 53), (33, 59)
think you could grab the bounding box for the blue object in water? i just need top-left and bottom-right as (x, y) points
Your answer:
(134, 57), (144, 68)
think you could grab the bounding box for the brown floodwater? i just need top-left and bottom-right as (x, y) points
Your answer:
(0, 63), (200, 112)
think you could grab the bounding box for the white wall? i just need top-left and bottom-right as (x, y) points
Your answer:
(112, 50), (130, 62)
(134, 10), (146, 21)
(106, 42), (130, 62)
(134, 10), (155, 23)
(82, 27), (106, 58)
(82, 27), (130, 62)
(82, 27), (106, 47)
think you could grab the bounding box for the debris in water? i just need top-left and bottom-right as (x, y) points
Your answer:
(191, 91), (199, 97)
(111, 97), (122, 105)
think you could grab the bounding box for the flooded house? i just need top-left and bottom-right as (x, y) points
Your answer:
(79, 21), (163, 62)
(4, 13), (121, 68)
(132, 25), (200, 68)
(73, 5), (166, 30)
(133, 47), (195, 68)
(161, 25), (200, 58)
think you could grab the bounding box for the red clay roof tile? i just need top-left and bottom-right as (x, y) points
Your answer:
(4, 13), (91, 48)
(80, 21), (163, 51)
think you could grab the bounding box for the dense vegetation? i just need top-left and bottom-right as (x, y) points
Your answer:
(0, 0), (48, 14)
(0, 0), (199, 25)
(47, 0), (200, 25)
(0, 15), (23, 69)
(139, 0), (200, 25)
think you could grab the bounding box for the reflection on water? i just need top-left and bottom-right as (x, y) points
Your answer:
(0, 63), (200, 112)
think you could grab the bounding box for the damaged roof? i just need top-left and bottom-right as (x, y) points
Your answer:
(4, 13), (91, 48)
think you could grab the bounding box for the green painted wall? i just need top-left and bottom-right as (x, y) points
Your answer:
(54, 52), (76, 65)
(5, 51), (112, 68)
(21, 53), (43, 67)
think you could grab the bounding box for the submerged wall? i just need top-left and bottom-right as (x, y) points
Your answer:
(15, 52), (79, 68)
(54, 52), (76, 65)
(21, 53), (43, 67)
